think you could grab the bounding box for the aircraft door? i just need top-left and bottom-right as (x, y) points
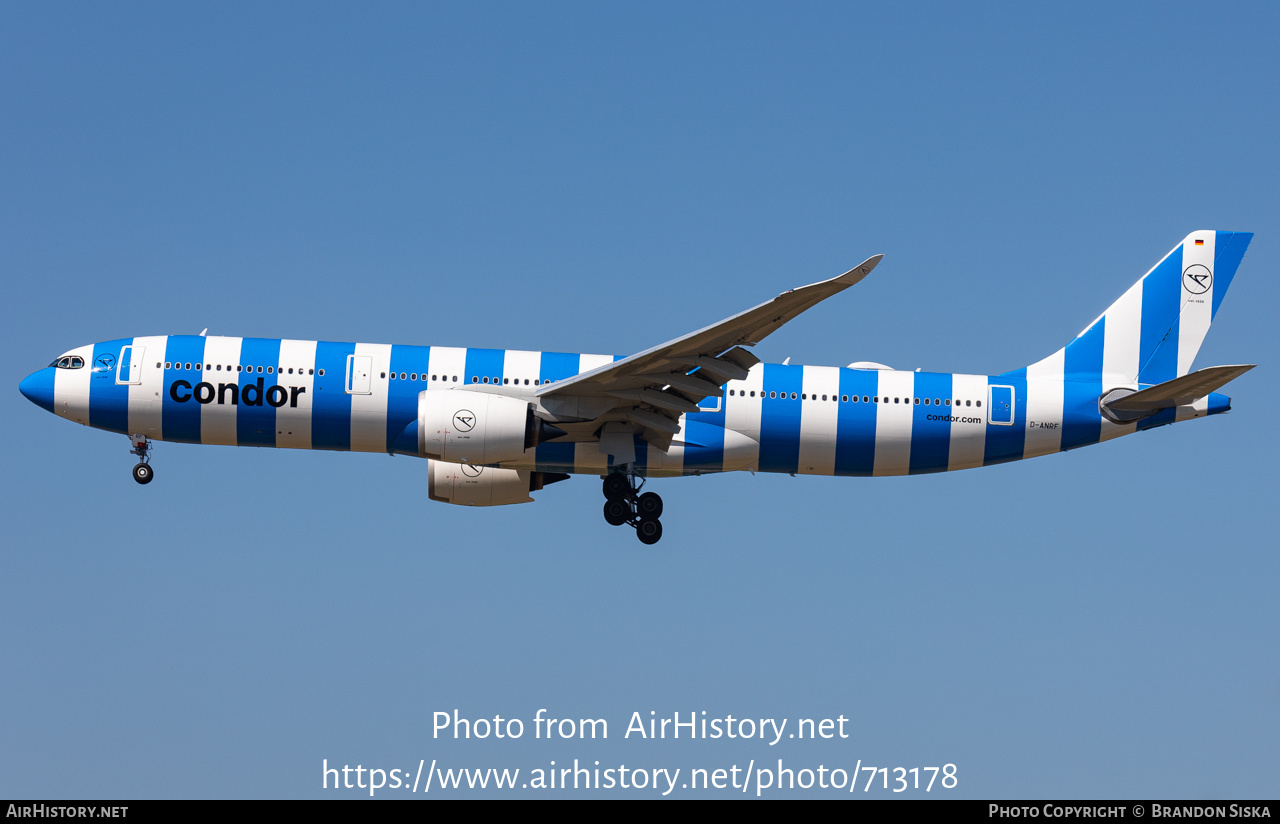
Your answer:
(988, 384), (1014, 425)
(346, 354), (372, 394)
(115, 345), (144, 385)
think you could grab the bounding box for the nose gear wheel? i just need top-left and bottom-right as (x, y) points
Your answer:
(129, 434), (154, 485)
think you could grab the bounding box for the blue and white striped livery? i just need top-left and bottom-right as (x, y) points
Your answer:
(19, 231), (1255, 544)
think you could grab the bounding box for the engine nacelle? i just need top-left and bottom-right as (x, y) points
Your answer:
(427, 460), (571, 507)
(428, 460), (533, 507)
(418, 389), (540, 465)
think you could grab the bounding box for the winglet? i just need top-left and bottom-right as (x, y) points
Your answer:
(835, 254), (883, 286)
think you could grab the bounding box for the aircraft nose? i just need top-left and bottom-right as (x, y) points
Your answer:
(19, 368), (56, 413)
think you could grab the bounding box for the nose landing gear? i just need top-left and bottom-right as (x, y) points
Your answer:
(130, 434), (154, 485)
(601, 468), (663, 544)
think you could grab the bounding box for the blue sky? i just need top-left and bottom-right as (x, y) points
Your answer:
(3, 2), (1277, 798)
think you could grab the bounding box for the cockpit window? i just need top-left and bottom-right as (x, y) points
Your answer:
(50, 356), (85, 369)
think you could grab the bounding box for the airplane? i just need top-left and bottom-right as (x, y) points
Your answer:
(18, 231), (1255, 545)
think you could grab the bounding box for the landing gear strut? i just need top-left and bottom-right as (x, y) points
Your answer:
(601, 468), (663, 544)
(130, 434), (154, 485)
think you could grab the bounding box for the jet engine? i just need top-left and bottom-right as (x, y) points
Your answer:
(427, 460), (569, 507)
(417, 389), (562, 464)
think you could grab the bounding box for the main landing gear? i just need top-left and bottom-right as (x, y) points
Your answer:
(130, 434), (154, 485)
(602, 469), (663, 545)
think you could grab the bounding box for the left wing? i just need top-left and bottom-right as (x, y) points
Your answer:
(536, 255), (883, 450)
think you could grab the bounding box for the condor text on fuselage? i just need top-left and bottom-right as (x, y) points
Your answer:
(168, 374), (308, 409)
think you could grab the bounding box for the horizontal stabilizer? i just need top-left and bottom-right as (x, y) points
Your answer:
(1105, 364), (1255, 413)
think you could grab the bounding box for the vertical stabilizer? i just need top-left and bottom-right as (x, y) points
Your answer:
(1024, 231), (1252, 385)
